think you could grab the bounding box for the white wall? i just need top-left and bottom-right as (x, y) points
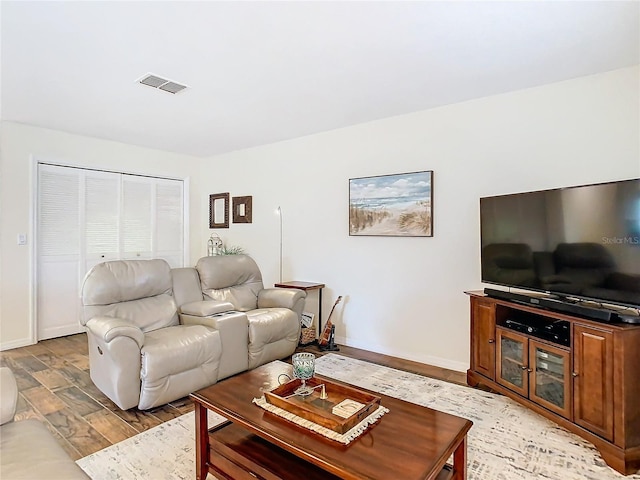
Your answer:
(1, 67), (637, 366)
(0, 123), (203, 349)
(201, 66), (639, 371)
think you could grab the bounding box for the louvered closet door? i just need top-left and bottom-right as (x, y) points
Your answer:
(37, 164), (83, 339)
(120, 175), (184, 265)
(37, 164), (186, 341)
(84, 170), (120, 272)
(155, 178), (184, 268)
(122, 175), (153, 261)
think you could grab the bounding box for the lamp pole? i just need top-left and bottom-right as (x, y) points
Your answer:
(277, 206), (283, 283)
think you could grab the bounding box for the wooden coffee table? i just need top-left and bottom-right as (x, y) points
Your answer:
(191, 361), (472, 480)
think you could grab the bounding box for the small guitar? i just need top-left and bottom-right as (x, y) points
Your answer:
(318, 296), (342, 347)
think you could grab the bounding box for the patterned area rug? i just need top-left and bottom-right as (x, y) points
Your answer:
(77, 354), (639, 480)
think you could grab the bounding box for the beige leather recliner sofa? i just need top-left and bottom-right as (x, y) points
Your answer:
(81, 255), (305, 411)
(0, 367), (90, 479)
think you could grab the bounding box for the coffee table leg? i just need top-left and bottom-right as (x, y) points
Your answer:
(451, 436), (467, 480)
(195, 402), (208, 480)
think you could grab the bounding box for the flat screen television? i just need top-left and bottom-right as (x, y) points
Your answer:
(480, 178), (640, 311)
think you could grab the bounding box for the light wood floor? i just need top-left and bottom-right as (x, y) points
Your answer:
(0, 334), (467, 461)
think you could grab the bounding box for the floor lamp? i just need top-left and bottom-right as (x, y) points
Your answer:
(277, 206), (283, 283)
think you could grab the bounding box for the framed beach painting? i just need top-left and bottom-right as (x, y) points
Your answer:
(349, 171), (433, 237)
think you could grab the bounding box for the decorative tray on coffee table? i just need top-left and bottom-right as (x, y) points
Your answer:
(263, 377), (381, 434)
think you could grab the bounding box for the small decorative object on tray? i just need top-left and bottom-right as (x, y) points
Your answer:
(332, 399), (366, 419)
(291, 353), (316, 396)
(263, 376), (382, 434)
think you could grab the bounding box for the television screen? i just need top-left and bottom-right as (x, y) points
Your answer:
(480, 179), (640, 309)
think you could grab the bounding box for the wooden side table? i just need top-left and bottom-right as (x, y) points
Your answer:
(274, 281), (325, 338)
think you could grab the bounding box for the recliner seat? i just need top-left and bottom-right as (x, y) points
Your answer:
(81, 259), (222, 410)
(188, 255), (305, 370)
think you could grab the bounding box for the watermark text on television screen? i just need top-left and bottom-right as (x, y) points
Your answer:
(602, 236), (640, 245)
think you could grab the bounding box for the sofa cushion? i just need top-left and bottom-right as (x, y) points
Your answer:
(196, 255), (264, 311)
(83, 294), (179, 333)
(81, 259), (179, 331)
(246, 308), (300, 369)
(139, 325), (222, 410)
(202, 285), (262, 312)
(606, 272), (640, 293)
(247, 308), (299, 350)
(554, 243), (615, 269)
(82, 259), (172, 305)
(481, 243), (538, 287)
(1, 420), (90, 479)
(553, 268), (609, 288)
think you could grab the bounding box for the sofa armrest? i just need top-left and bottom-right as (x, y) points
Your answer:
(180, 300), (235, 317)
(258, 288), (306, 310)
(0, 367), (17, 425)
(85, 317), (144, 348)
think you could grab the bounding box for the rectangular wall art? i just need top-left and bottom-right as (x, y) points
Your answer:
(349, 170), (433, 237)
(232, 195), (252, 224)
(209, 192), (229, 228)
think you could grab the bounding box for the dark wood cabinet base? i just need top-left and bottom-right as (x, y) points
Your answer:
(466, 291), (640, 476)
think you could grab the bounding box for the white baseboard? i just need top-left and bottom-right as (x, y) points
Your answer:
(1, 337), (36, 351)
(38, 324), (84, 341)
(334, 335), (469, 373)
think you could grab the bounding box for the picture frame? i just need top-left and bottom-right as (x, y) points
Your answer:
(349, 170), (433, 237)
(209, 192), (230, 229)
(232, 195), (253, 224)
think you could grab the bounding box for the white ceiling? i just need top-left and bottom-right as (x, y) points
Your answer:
(1, 1), (638, 158)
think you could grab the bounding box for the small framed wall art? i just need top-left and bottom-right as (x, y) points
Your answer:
(349, 170), (433, 237)
(209, 192), (230, 228)
(232, 196), (252, 223)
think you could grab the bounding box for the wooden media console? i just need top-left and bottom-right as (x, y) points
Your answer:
(466, 291), (640, 475)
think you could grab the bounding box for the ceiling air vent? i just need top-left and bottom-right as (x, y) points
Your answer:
(159, 82), (187, 94)
(138, 73), (188, 94)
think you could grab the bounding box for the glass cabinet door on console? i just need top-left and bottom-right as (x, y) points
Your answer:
(529, 341), (571, 419)
(496, 328), (571, 419)
(496, 328), (528, 397)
